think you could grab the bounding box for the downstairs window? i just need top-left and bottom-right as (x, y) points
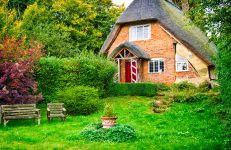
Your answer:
(149, 58), (164, 73)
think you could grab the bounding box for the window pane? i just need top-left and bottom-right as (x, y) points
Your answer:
(160, 61), (164, 72)
(176, 63), (181, 71)
(176, 62), (188, 71)
(154, 61), (159, 72)
(182, 62), (188, 70)
(143, 25), (149, 39)
(129, 27), (136, 41)
(149, 61), (154, 73)
(137, 26), (143, 40)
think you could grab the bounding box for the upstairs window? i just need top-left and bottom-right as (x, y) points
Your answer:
(176, 54), (189, 72)
(149, 58), (164, 73)
(129, 24), (151, 41)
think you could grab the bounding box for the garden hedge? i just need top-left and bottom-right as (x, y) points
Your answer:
(35, 53), (116, 102)
(110, 83), (158, 97)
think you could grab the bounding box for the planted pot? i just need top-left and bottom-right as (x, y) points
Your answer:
(101, 116), (118, 128)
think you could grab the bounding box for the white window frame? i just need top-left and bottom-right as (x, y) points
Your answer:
(176, 61), (189, 72)
(148, 58), (164, 73)
(129, 24), (151, 41)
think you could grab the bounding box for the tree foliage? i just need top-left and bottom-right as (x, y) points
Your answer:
(0, 35), (43, 104)
(0, 0), (124, 57)
(185, 0), (231, 105)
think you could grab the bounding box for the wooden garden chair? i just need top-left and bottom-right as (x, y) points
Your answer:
(47, 103), (66, 122)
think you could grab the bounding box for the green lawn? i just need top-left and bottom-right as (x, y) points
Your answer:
(0, 96), (227, 150)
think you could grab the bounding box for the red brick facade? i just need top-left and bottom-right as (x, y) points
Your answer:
(107, 21), (204, 85)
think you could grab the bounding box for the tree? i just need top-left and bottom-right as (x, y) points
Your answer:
(7, 0), (36, 17)
(172, 0), (189, 11)
(0, 0), (124, 57)
(0, 35), (43, 104)
(187, 0), (231, 105)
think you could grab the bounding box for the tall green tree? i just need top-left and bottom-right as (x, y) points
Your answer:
(0, 0), (124, 57)
(187, 0), (231, 105)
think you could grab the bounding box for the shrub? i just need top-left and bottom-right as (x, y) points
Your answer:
(0, 35), (43, 104)
(172, 81), (196, 91)
(110, 83), (158, 97)
(198, 81), (211, 92)
(35, 52), (116, 102)
(56, 86), (102, 115)
(103, 104), (115, 117)
(173, 92), (208, 103)
(187, 93), (208, 102)
(80, 123), (137, 142)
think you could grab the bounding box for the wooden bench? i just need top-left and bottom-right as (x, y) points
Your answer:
(47, 103), (66, 121)
(0, 104), (40, 126)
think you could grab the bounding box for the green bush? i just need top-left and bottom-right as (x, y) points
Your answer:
(80, 123), (137, 142)
(173, 92), (208, 103)
(217, 37), (231, 106)
(198, 81), (211, 92)
(110, 83), (158, 97)
(172, 81), (196, 91)
(35, 52), (116, 102)
(56, 86), (102, 115)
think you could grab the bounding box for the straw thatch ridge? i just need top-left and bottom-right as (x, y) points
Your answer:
(100, 0), (216, 65)
(109, 42), (150, 59)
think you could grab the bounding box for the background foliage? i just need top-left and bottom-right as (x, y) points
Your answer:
(187, 0), (231, 106)
(0, 0), (124, 56)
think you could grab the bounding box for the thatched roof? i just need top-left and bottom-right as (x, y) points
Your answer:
(109, 42), (150, 59)
(100, 0), (216, 65)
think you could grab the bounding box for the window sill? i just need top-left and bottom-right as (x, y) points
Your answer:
(148, 72), (164, 74)
(176, 70), (189, 72)
(129, 38), (151, 42)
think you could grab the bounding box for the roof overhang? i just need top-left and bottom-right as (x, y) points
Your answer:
(109, 42), (150, 59)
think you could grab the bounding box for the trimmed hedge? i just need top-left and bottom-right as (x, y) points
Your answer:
(110, 83), (158, 97)
(35, 53), (116, 102)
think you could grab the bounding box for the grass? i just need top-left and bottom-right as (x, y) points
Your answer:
(0, 96), (228, 149)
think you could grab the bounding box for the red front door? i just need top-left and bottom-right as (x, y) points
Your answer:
(125, 61), (131, 82)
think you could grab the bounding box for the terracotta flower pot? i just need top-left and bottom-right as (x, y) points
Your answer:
(101, 116), (118, 128)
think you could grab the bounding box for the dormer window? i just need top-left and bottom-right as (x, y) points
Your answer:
(129, 24), (151, 41)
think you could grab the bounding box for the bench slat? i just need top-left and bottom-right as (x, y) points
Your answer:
(50, 110), (63, 114)
(5, 112), (36, 116)
(2, 107), (36, 111)
(2, 104), (35, 108)
(2, 109), (37, 113)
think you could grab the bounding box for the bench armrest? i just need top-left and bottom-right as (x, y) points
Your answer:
(62, 108), (66, 116)
(35, 109), (40, 115)
(47, 108), (50, 112)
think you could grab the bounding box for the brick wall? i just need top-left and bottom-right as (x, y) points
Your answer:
(108, 21), (209, 85)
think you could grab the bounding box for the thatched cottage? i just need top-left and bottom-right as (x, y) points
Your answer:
(100, 0), (216, 85)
